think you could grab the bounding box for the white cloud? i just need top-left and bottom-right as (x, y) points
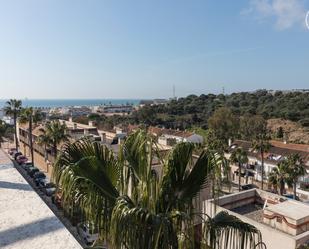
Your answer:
(243, 0), (307, 30)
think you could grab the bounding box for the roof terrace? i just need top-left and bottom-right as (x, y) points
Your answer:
(0, 149), (83, 249)
(203, 189), (309, 249)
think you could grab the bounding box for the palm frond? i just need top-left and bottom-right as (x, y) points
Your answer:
(53, 139), (120, 236)
(111, 195), (177, 249)
(203, 211), (261, 249)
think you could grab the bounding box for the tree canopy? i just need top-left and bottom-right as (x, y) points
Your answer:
(130, 90), (309, 130)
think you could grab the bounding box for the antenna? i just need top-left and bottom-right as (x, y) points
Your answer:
(222, 86), (225, 95)
(173, 85), (176, 99)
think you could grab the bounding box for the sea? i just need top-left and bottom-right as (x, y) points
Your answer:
(0, 99), (141, 108)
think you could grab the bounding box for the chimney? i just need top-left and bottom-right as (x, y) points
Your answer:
(73, 123), (77, 130)
(100, 133), (106, 143)
(88, 120), (94, 127)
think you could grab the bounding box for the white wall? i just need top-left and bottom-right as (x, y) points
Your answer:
(203, 200), (298, 249)
(186, 134), (204, 144)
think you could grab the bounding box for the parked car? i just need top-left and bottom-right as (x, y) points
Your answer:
(21, 161), (33, 171)
(44, 183), (56, 196)
(34, 172), (46, 184)
(77, 223), (99, 246)
(16, 155), (28, 165)
(8, 148), (17, 155)
(14, 152), (22, 160)
(37, 178), (49, 188)
(37, 178), (56, 195)
(241, 184), (258, 191)
(26, 166), (35, 174)
(27, 167), (39, 177)
(283, 194), (300, 201)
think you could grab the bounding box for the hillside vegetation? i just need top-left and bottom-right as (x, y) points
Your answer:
(267, 118), (309, 144)
(133, 90), (309, 130)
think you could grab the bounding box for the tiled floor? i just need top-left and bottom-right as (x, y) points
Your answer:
(0, 149), (83, 249)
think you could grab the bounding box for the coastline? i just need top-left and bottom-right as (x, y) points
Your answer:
(0, 99), (142, 108)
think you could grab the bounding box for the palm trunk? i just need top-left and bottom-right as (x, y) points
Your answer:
(261, 150), (264, 190)
(280, 180), (284, 196)
(14, 113), (18, 151)
(245, 164), (249, 184)
(53, 142), (57, 157)
(44, 144), (47, 161)
(238, 162), (241, 192)
(293, 181), (297, 200)
(29, 116), (34, 166)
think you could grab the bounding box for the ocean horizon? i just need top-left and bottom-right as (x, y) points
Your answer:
(0, 99), (142, 108)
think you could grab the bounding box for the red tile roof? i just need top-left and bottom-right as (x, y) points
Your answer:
(231, 140), (309, 164)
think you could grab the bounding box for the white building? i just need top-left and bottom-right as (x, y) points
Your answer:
(226, 140), (309, 185)
(149, 126), (204, 146)
(97, 104), (133, 114)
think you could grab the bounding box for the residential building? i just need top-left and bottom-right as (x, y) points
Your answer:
(203, 189), (309, 249)
(97, 104), (133, 114)
(60, 118), (100, 141)
(148, 126), (204, 146)
(48, 106), (92, 117)
(226, 140), (309, 189)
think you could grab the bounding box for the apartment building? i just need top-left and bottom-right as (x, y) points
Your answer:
(148, 126), (204, 147)
(203, 189), (309, 249)
(226, 140), (309, 179)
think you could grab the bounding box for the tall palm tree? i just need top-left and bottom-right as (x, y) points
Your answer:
(53, 130), (261, 249)
(285, 154), (306, 200)
(207, 150), (230, 199)
(0, 120), (6, 148)
(230, 148), (248, 191)
(253, 134), (271, 190)
(19, 107), (43, 166)
(4, 99), (22, 151)
(37, 128), (52, 162)
(268, 161), (289, 195)
(45, 120), (69, 157)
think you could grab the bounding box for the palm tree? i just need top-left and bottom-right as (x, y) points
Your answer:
(285, 154), (306, 200)
(230, 148), (248, 191)
(45, 120), (69, 157)
(268, 161), (289, 195)
(37, 128), (52, 162)
(0, 120), (7, 148)
(207, 150), (230, 199)
(253, 134), (271, 190)
(19, 107), (43, 166)
(53, 130), (261, 249)
(4, 99), (22, 151)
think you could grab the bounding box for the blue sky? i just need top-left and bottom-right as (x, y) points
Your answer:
(0, 0), (308, 99)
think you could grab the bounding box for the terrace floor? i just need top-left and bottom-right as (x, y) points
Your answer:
(231, 203), (264, 223)
(0, 149), (83, 249)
